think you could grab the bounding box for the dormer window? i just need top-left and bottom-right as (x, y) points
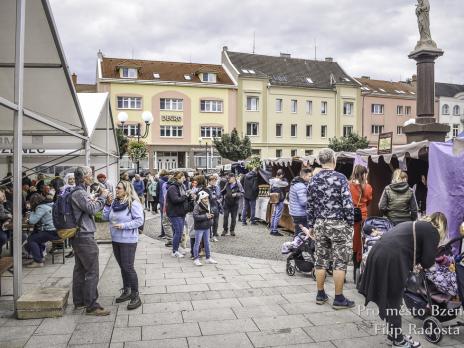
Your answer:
(184, 74), (192, 80)
(202, 73), (217, 83)
(306, 77), (313, 84)
(120, 67), (137, 79)
(153, 73), (160, 79)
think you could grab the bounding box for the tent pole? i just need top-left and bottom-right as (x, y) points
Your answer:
(13, 0), (26, 308)
(85, 140), (90, 166)
(106, 107), (109, 178)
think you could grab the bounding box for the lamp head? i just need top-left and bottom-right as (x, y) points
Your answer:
(117, 111), (129, 124)
(141, 111), (153, 124)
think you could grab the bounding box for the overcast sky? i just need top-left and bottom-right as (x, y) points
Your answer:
(49, 0), (464, 85)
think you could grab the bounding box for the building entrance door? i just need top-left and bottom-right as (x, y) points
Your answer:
(157, 152), (178, 170)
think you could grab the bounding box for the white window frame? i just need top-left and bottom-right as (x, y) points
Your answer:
(371, 125), (384, 135)
(305, 149), (313, 156)
(246, 96), (259, 111)
(246, 122), (259, 136)
(343, 102), (353, 116)
(290, 124), (297, 137)
(321, 101), (328, 115)
(372, 104), (384, 115)
(306, 100), (312, 114)
(453, 124), (460, 137)
(120, 124), (139, 137)
(405, 106), (412, 116)
(291, 149), (297, 157)
(120, 67), (138, 79)
(202, 73), (217, 83)
(160, 125), (183, 138)
(276, 149), (282, 158)
(321, 125), (327, 138)
(306, 125), (312, 138)
(275, 123), (282, 137)
(117, 96), (142, 110)
(396, 105), (404, 115)
(343, 126), (353, 137)
(275, 98), (283, 112)
(160, 98), (183, 111)
(291, 99), (298, 113)
(200, 100), (223, 113)
(200, 126), (223, 139)
(397, 126), (404, 135)
(453, 105), (460, 116)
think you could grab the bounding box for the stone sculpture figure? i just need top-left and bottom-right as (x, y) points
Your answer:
(415, 0), (436, 49)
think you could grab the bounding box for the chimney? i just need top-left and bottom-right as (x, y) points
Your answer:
(361, 76), (370, 80)
(71, 73), (77, 85)
(325, 57), (333, 62)
(97, 49), (103, 59)
(410, 74), (417, 87)
(280, 53), (291, 58)
(222, 46), (228, 52)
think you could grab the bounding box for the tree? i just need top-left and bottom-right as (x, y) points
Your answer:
(116, 128), (129, 159)
(328, 133), (369, 152)
(127, 140), (148, 163)
(213, 128), (252, 161)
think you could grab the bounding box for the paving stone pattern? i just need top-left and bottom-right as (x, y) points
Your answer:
(0, 232), (463, 347)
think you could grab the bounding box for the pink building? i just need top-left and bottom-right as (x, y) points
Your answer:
(358, 77), (418, 146)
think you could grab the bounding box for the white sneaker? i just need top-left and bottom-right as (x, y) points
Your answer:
(172, 251), (184, 258)
(178, 247), (187, 255)
(193, 259), (202, 266)
(205, 258), (218, 264)
(212, 237), (218, 242)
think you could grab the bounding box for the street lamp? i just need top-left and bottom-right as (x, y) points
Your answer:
(118, 111), (154, 173)
(198, 137), (209, 174)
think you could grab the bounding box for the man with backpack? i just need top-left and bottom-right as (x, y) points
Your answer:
(68, 166), (110, 316)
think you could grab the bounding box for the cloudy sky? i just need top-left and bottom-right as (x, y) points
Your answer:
(49, 0), (464, 85)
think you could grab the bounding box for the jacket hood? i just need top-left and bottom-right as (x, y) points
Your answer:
(270, 178), (288, 188)
(160, 176), (169, 183)
(291, 176), (306, 186)
(245, 171), (257, 178)
(167, 178), (177, 185)
(389, 182), (410, 193)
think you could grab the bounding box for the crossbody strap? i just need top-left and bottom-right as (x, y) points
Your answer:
(412, 221), (417, 270)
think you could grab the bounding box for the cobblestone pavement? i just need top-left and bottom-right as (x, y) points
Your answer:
(142, 211), (290, 261)
(1, 234), (463, 347)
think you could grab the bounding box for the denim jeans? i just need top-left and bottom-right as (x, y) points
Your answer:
(292, 215), (308, 237)
(194, 229), (211, 260)
(170, 216), (185, 253)
(159, 203), (165, 235)
(270, 202), (284, 232)
(242, 198), (257, 223)
(27, 230), (59, 262)
(112, 242), (138, 293)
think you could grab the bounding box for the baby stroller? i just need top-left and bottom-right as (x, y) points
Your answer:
(282, 234), (332, 280)
(354, 217), (394, 284)
(403, 235), (464, 344)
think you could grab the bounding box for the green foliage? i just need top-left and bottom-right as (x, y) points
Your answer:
(94, 211), (104, 223)
(213, 128), (252, 162)
(116, 128), (129, 159)
(328, 133), (369, 152)
(127, 140), (148, 163)
(246, 156), (262, 171)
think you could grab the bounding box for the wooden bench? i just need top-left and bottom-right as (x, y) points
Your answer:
(0, 257), (13, 296)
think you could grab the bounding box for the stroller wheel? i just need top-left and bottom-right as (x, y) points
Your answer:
(423, 316), (443, 344)
(286, 263), (296, 276)
(311, 268), (316, 281)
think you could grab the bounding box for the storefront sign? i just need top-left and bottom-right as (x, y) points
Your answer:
(161, 115), (182, 122)
(378, 132), (393, 155)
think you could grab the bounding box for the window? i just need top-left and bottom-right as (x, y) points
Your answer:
(246, 96), (259, 111)
(343, 126), (353, 137)
(321, 101), (328, 115)
(120, 67), (137, 78)
(160, 98), (183, 111)
(306, 125), (312, 138)
(306, 100), (312, 114)
(396, 106), (404, 115)
(361, 86), (370, 91)
(291, 149), (297, 157)
(160, 125), (183, 137)
(442, 104), (449, 115)
(453, 124), (460, 138)
(453, 105), (460, 116)
(200, 126), (223, 138)
(371, 104), (384, 114)
(321, 125), (327, 138)
(184, 74), (191, 80)
(251, 149), (261, 156)
(275, 98), (283, 112)
(343, 102), (353, 115)
(405, 106), (412, 116)
(153, 73), (160, 79)
(202, 73), (217, 83)
(305, 150), (313, 156)
(246, 122), (259, 136)
(397, 126), (404, 135)
(275, 124), (282, 137)
(117, 96), (142, 109)
(306, 77), (313, 84)
(200, 100), (223, 112)
(371, 125), (384, 135)
(291, 124), (297, 137)
(291, 100), (298, 113)
(276, 149), (282, 158)
(120, 124), (138, 137)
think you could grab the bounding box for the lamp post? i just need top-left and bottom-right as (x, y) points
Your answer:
(198, 138), (208, 174)
(118, 111), (154, 174)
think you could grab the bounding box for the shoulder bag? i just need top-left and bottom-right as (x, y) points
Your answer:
(353, 186), (363, 222)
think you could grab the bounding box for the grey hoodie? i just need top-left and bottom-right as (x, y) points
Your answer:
(70, 186), (106, 234)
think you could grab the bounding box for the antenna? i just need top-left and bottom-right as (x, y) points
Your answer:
(314, 38), (317, 60)
(252, 31), (256, 54)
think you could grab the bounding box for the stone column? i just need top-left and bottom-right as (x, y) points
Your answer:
(147, 145), (154, 174)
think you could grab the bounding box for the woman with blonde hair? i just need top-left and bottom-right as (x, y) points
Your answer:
(358, 212), (447, 348)
(379, 169), (418, 225)
(103, 180), (144, 310)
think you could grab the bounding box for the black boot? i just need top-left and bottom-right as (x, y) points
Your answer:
(127, 292), (142, 310)
(115, 288), (131, 303)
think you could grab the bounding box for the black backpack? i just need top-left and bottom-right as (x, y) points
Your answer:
(52, 187), (83, 239)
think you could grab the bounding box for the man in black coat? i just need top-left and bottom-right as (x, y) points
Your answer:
(240, 168), (259, 225)
(221, 174), (243, 236)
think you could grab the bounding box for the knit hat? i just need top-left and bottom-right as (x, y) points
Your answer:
(197, 191), (209, 200)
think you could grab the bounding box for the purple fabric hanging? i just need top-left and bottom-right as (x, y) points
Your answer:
(427, 142), (464, 254)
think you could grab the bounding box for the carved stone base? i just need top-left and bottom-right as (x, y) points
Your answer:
(403, 122), (450, 143)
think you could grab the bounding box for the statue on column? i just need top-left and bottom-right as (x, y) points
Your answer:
(415, 0), (437, 49)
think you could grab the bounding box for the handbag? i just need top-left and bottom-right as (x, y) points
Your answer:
(405, 222), (424, 293)
(353, 187), (363, 223)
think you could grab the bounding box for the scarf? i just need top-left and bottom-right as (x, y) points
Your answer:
(112, 198), (129, 212)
